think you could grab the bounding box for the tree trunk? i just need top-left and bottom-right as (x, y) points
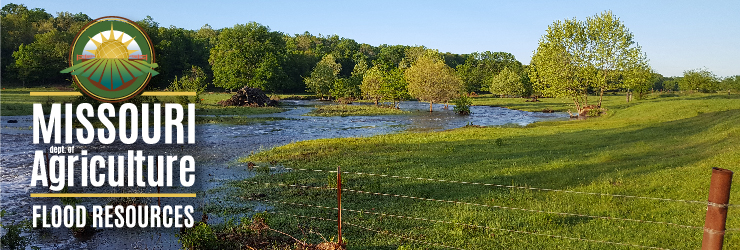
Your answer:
(429, 102), (433, 112)
(598, 87), (604, 108)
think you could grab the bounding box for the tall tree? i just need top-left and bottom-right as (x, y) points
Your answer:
(405, 53), (462, 112)
(209, 22), (287, 91)
(586, 10), (648, 107)
(305, 54), (341, 99)
(530, 18), (592, 113)
(530, 11), (649, 114)
(361, 66), (384, 105)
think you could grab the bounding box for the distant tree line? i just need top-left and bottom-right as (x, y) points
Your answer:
(3, 4), (738, 108)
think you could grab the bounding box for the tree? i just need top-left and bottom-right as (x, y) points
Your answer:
(361, 66), (384, 105)
(305, 54), (341, 99)
(405, 53), (462, 112)
(721, 75), (740, 93)
(12, 30), (70, 86)
(456, 51), (522, 93)
(379, 68), (409, 108)
(209, 22), (287, 91)
(530, 17), (592, 114)
(530, 11), (649, 115)
(623, 64), (655, 100)
(332, 58), (368, 100)
(488, 67), (526, 97)
(679, 69), (719, 93)
(586, 11), (648, 107)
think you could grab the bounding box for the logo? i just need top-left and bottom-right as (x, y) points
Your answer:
(61, 16), (158, 102)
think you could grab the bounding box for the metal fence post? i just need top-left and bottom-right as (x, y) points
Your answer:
(337, 165), (343, 246)
(702, 167), (733, 250)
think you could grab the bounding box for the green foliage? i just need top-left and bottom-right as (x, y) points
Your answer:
(721, 75), (740, 92)
(209, 22), (286, 92)
(306, 104), (407, 117)
(330, 58), (367, 100)
(361, 66), (384, 104)
(679, 68), (719, 93)
(488, 67), (527, 97)
(305, 54), (341, 99)
(178, 222), (222, 250)
(530, 11), (649, 112)
(624, 64), (655, 99)
(453, 94), (472, 115)
(456, 51), (522, 93)
(0, 210), (31, 250)
(405, 51), (463, 111)
(242, 94), (740, 249)
(379, 68), (409, 107)
(169, 65), (208, 104)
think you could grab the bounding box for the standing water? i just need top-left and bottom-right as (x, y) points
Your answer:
(0, 100), (567, 249)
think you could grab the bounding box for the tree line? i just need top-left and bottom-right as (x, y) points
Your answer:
(3, 4), (739, 112)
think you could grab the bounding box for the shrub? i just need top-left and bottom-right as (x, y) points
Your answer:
(453, 95), (472, 115)
(169, 66), (208, 105)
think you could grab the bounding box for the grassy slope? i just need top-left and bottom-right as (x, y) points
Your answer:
(228, 94), (740, 250)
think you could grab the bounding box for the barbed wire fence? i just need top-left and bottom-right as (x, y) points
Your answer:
(238, 165), (735, 250)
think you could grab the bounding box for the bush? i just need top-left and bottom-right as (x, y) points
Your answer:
(178, 222), (221, 250)
(453, 95), (472, 115)
(169, 66), (208, 105)
(0, 210), (31, 250)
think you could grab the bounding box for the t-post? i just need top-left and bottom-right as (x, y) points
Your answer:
(702, 167), (733, 250)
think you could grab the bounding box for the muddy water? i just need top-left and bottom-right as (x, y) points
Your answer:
(0, 100), (566, 249)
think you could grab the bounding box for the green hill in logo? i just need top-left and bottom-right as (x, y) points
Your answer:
(60, 17), (157, 102)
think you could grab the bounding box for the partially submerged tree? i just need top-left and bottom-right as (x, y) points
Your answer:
(405, 53), (462, 112)
(360, 66), (384, 105)
(305, 54), (341, 99)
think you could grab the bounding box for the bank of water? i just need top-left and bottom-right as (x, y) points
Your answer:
(0, 100), (566, 249)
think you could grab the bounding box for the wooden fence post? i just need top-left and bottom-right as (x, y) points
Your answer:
(702, 167), (733, 250)
(337, 165), (343, 245)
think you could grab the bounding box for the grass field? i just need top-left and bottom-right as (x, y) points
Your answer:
(205, 93), (740, 249)
(306, 104), (409, 117)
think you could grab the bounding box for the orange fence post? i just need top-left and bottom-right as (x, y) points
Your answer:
(337, 165), (343, 245)
(702, 167), (733, 250)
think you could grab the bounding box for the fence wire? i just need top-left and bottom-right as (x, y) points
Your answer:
(243, 181), (704, 230)
(247, 165), (738, 207)
(249, 197), (672, 250)
(268, 210), (466, 249)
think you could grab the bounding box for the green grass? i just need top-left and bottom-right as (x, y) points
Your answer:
(213, 93), (740, 249)
(0, 87), (79, 116)
(306, 104), (408, 117)
(472, 91), (678, 113)
(0, 88), (285, 117)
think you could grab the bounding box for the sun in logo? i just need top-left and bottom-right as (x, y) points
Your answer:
(61, 19), (158, 96)
(86, 25), (139, 59)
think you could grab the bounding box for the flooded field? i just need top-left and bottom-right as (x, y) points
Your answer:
(0, 100), (566, 249)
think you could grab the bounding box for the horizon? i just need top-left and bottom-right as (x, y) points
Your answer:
(9, 0), (740, 78)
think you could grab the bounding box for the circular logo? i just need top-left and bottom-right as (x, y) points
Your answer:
(61, 16), (158, 102)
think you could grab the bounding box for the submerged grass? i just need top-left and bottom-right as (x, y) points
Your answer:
(221, 93), (740, 249)
(306, 104), (408, 117)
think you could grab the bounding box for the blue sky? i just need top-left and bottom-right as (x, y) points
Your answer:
(13, 0), (739, 77)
